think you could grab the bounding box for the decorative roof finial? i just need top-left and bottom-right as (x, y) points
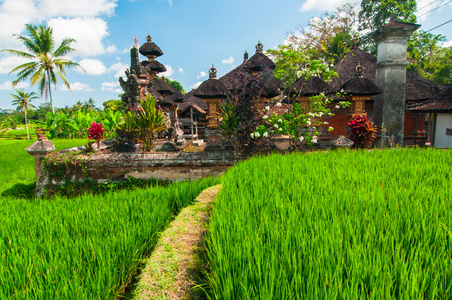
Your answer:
(134, 35), (139, 48)
(244, 50), (249, 62)
(146, 35), (152, 43)
(355, 61), (364, 78)
(256, 41), (263, 54)
(209, 64), (217, 79)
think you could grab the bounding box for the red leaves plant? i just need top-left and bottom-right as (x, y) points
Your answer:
(88, 122), (104, 148)
(347, 115), (377, 148)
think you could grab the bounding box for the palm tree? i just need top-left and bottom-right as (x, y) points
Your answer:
(10, 89), (38, 140)
(1, 24), (81, 114)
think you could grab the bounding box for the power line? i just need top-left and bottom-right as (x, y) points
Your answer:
(418, 0), (452, 18)
(426, 18), (452, 32)
(417, 0), (440, 12)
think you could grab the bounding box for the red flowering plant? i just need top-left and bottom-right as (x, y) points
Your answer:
(88, 122), (105, 149)
(347, 115), (377, 148)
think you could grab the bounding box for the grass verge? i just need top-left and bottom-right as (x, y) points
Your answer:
(134, 184), (223, 300)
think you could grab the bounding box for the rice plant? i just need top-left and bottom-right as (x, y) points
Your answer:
(206, 148), (452, 299)
(0, 177), (218, 299)
(0, 139), (86, 195)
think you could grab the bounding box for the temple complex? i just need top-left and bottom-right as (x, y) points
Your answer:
(120, 24), (446, 149)
(119, 35), (185, 144)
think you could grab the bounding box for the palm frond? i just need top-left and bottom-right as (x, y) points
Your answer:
(0, 49), (35, 59)
(57, 70), (72, 94)
(9, 61), (38, 74)
(53, 38), (76, 57)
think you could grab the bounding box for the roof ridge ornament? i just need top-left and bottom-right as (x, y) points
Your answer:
(209, 64), (217, 79)
(146, 35), (152, 43)
(244, 50), (249, 62)
(256, 41), (263, 54)
(355, 61), (364, 78)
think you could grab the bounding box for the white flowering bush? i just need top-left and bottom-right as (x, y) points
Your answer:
(251, 94), (349, 149)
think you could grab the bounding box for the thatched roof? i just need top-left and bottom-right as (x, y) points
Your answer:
(331, 48), (445, 101)
(142, 60), (166, 73)
(178, 90), (208, 113)
(246, 52), (276, 71)
(285, 76), (330, 97)
(151, 78), (173, 95)
(194, 79), (230, 98)
(265, 76), (286, 91)
(408, 85), (452, 112)
(218, 49), (277, 93)
(139, 35), (163, 57)
(147, 84), (163, 101)
(243, 79), (281, 99)
(405, 72), (444, 101)
(178, 103), (207, 115)
(340, 77), (382, 96)
(219, 64), (253, 92)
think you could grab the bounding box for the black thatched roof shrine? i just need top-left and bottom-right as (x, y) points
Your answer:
(408, 85), (452, 112)
(285, 76), (330, 97)
(139, 35), (163, 58)
(142, 60), (167, 73)
(340, 63), (382, 96)
(331, 47), (444, 101)
(194, 65), (230, 99)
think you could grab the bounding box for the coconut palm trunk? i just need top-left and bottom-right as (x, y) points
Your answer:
(47, 69), (55, 114)
(24, 108), (29, 140)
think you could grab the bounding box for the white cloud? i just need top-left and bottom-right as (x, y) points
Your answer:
(0, 0), (118, 50)
(443, 40), (452, 47)
(0, 0), (39, 49)
(222, 56), (235, 64)
(0, 55), (30, 74)
(161, 65), (174, 78)
(197, 71), (207, 79)
(300, 0), (359, 11)
(178, 67), (184, 74)
(77, 59), (107, 75)
(166, 0), (173, 6)
(190, 81), (202, 89)
(39, 0), (117, 18)
(48, 17), (115, 57)
(109, 62), (129, 78)
(60, 82), (93, 92)
(101, 81), (122, 93)
(0, 80), (28, 90)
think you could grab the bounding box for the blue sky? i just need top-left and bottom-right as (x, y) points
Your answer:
(0, 0), (451, 110)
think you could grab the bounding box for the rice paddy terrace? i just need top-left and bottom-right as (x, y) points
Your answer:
(1, 141), (451, 299)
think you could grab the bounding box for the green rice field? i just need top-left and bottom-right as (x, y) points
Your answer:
(0, 139), (218, 298)
(206, 148), (452, 299)
(0, 139), (86, 195)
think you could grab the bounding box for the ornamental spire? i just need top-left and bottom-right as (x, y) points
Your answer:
(209, 64), (217, 79)
(354, 61), (364, 78)
(255, 41), (263, 53)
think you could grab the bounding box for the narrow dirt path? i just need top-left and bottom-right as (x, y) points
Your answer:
(134, 184), (222, 300)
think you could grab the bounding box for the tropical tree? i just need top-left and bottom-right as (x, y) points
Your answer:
(1, 24), (81, 114)
(10, 88), (38, 140)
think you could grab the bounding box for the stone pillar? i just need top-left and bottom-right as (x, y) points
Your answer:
(25, 132), (55, 197)
(372, 16), (420, 147)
